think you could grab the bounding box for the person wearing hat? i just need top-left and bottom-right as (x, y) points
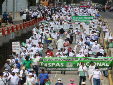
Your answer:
(29, 69), (37, 82)
(3, 59), (12, 73)
(107, 37), (113, 57)
(88, 61), (95, 85)
(57, 37), (64, 51)
(20, 66), (28, 85)
(45, 48), (54, 57)
(78, 62), (87, 85)
(56, 49), (63, 57)
(3, 69), (11, 85)
(9, 55), (15, 65)
(59, 27), (65, 38)
(52, 31), (58, 49)
(76, 50), (85, 57)
(22, 56), (33, 71)
(38, 69), (50, 85)
(0, 72), (7, 85)
(90, 67), (103, 85)
(81, 82), (86, 85)
(55, 78), (63, 85)
(68, 79), (76, 85)
(8, 71), (20, 85)
(26, 73), (36, 85)
(13, 59), (21, 70)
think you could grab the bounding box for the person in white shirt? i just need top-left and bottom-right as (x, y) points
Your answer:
(76, 50), (85, 57)
(3, 69), (11, 85)
(88, 61), (95, 85)
(26, 73), (36, 85)
(78, 62), (87, 85)
(22, 13), (27, 22)
(32, 54), (39, 76)
(0, 72), (7, 85)
(29, 69), (37, 82)
(57, 37), (64, 51)
(69, 50), (75, 57)
(90, 67), (103, 85)
(56, 49), (63, 57)
(61, 52), (67, 58)
(102, 24), (108, 38)
(20, 66), (28, 85)
(8, 71), (20, 85)
(52, 31), (58, 49)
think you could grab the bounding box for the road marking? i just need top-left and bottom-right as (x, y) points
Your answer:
(55, 71), (58, 77)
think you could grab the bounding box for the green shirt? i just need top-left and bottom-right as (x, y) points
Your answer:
(22, 60), (32, 69)
(109, 42), (113, 48)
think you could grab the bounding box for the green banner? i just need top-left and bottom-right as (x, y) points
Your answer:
(39, 57), (113, 71)
(72, 16), (94, 23)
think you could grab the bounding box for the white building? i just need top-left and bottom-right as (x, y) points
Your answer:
(2, 0), (28, 13)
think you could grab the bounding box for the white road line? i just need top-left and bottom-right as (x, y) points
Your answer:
(55, 71), (58, 77)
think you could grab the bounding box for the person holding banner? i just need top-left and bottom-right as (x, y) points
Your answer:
(88, 61), (95, 85)
(78, 62), (87, 85)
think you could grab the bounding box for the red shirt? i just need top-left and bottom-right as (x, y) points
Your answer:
(46, 51), (53, 56)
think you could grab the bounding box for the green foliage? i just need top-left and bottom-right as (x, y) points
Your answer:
(0, 0), (5, 6)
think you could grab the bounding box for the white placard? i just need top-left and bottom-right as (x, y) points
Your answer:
(12, 42), (20, 54)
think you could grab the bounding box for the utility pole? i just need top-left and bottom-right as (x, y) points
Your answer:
(13, 0), (15, 19)
(6, 0), (7, 13)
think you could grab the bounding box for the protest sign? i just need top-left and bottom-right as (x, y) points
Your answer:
(12, 42), (20, 54)
(39, 57), (113, 71)
(72, 16), (94, 23)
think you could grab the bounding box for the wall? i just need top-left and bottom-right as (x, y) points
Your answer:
(2, 0), (27, 13)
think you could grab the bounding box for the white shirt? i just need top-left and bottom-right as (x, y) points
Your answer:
(52, 33), (58, 39)
(22, 14), (27, 19)
(56, 52), (63, 57)
(0, 77), (6, 85)
(76, 54), (85, 57)
(8, 75), (19, 85)
(66, 32), (70, 38)
(26, 77), (36, 85)
(69, 52), (74, 57)
(45, 56), (52, 58)
(102, 26), (108, 31)
(91, 70), (102, 79)
(78, 65), (87, 76)
(20, 70), (28, 80)
(88, 65), (95, 74)
(32, 57), (39, 65)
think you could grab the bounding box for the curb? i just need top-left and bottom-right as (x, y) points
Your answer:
(13, 20), (23, 22)
(108, 70), (113, 85)
(101, 15), (113, 85)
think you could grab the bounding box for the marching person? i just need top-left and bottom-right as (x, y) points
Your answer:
(90, 67), (103, 85)
(0, 72), (7, 85)
(88, 61), (95, 85)
(78, 62), (87, 85)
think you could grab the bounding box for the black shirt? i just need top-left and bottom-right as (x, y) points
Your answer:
(59, 29), (65, 34)
(2, 18), (6, 23)
(8, 17), (12, 23)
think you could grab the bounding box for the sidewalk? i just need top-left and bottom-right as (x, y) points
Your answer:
(0, 15), (23, 22)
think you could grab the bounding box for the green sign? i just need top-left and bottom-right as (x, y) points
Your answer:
(72, 16), (94, 23)
(39, 57), (113, 71)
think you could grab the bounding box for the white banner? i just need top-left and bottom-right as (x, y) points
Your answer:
(12, 42), (20, 54)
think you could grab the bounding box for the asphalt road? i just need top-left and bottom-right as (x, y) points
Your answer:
(100, 10), (113, 19)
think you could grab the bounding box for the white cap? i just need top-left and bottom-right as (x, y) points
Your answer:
(58, 78), (61, 81)
(95, 41), (97, 44)
(47, 53), (50, 54)
(58, 49), (60, 50)
(29, 73), (33, 75)
(5, 69), (8, 71)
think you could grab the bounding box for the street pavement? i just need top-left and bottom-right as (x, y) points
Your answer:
(42, 36), (109, 85)
(100, 10), (113, 83)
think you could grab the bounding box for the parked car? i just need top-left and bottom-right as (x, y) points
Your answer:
(106, 5), (111, 10)
(96, 6), (105, 12)
(109, 7), (113, 12)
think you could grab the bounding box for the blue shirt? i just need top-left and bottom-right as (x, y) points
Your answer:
(13, 63), (21, 69)
(96, 14), (100, 17)
(3, 13), (8, 19)
(38, 73), (49, 84)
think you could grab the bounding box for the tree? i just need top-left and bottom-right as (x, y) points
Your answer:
(92, 0), (107, 5)
(0, 0), (5, 6)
